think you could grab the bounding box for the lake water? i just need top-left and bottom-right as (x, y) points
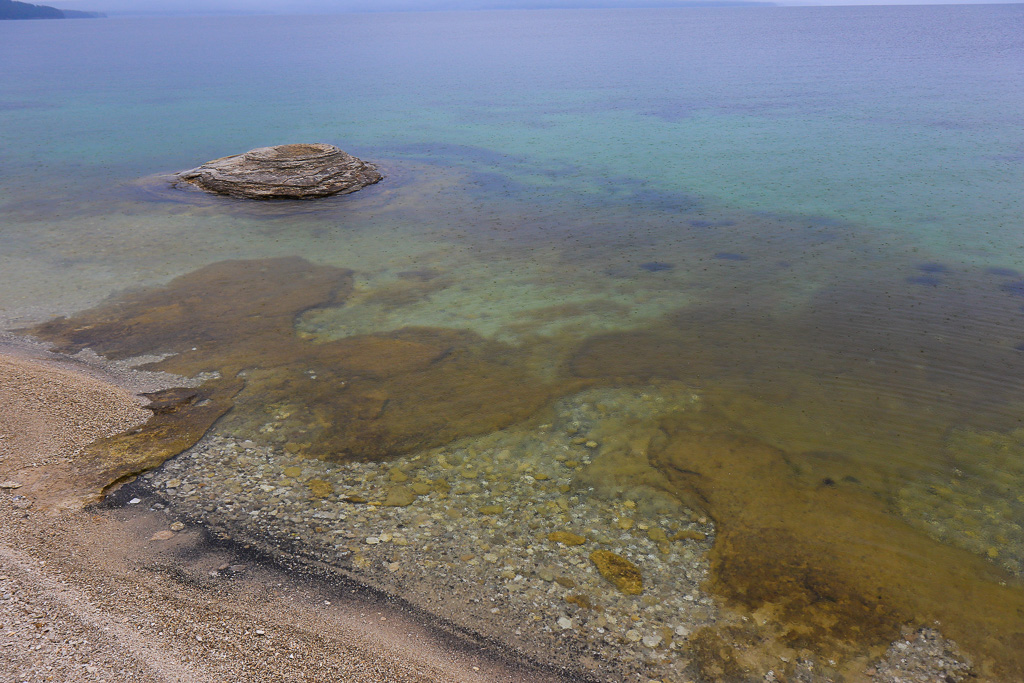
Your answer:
(3, 5), (1024, 680)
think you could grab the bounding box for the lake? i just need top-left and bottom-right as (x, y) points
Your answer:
(2, 4), (1024, 680)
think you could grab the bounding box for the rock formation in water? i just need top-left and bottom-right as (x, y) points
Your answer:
(175, 143), (383, 199)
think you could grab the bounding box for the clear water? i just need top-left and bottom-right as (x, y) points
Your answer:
(3, 4), (1024, 677)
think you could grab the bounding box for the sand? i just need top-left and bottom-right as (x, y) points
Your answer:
(0, 347), (573, 683)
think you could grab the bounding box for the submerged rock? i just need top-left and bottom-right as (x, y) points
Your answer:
(589, 549), (643, 595)
(176, 143), (382, 199)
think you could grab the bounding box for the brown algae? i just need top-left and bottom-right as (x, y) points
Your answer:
(650, 413), (1024, 678)
(27, 257), (575, 466)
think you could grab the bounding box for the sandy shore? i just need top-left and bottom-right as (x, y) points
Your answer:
(0, 347), (573, 683)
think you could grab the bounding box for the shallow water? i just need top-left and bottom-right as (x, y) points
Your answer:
(4, 5), (1024, 679)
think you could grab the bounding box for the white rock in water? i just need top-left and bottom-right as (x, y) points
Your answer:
(557, 617), (573, 630)
(642, 634), (663, 648)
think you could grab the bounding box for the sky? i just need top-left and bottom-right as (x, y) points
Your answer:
(50, 0), (1022, 15)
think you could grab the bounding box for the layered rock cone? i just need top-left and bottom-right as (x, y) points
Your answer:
(176, 143), (382, 199)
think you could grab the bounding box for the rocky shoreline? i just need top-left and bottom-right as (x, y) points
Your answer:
(138, 384), (975, 683)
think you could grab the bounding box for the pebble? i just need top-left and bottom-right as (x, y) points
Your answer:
(169, 522), (185, 531)
(625, 629), (642, 643)
(382, 486), (417, 507)
(548, 531), (587, 546)
(642, 634), (662, 648)
(149, 530), (175, 541)
(128, 498), (141, 505)
(557, 617), (573, 630)
(478, 505), (504, 515)
(590, 550), (643, 595)
(0, 481), (23, 489)
(307, 479), (333, 498)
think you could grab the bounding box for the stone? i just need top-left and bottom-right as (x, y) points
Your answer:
(589, 549), (643, 595)
(478, 505), (504, 515)
(169, 521), (185, 531)
(557, 617), (573, 630)
(0, 481), (23, 489)
(565, 593), (592, 610)
(642, 634), (663, 648)
(410, 482), (433, 495)
(547, 531), (587, 546)
(175, 143), (382, 199)
(282, 466), (302, 478)
(625, 629), (642, 643)
(647, 527), (668, 543)
(382, 486), (417, 507)
(150, 530), (175, 541)
(307, 479), (333, 498)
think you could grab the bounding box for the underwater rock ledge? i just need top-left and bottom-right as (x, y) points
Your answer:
(175, 143), (383, 199)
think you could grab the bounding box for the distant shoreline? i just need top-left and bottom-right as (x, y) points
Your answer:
(0, 0), (104, 19)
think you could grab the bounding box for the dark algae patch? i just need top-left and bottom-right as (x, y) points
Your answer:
(27, 257), (575, 466)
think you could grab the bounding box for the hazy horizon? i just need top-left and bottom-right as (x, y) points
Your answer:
(47, 0), (1023, 17)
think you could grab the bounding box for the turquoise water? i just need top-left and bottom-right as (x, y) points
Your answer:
(4, 5), (1024, 676)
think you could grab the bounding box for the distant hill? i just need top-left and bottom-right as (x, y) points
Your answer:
(0, 0), (105, 19)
